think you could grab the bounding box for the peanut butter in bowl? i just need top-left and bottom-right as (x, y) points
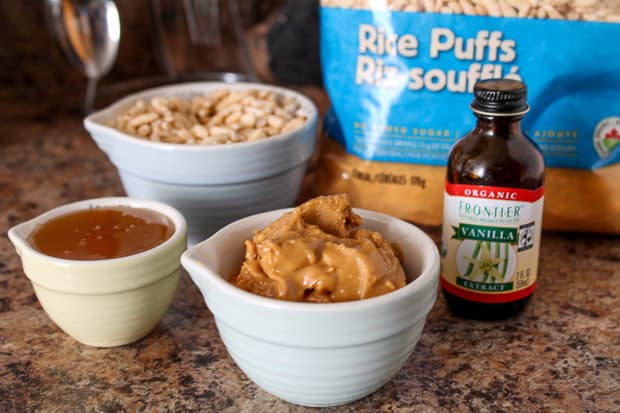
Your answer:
(180, 192), (440, 406)
(231, 194), (407, 303)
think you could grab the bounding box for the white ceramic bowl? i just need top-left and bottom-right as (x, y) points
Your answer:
(8, 197), (187, 347)
(83, 82), (318, 245)
(181, 208), (440, 407)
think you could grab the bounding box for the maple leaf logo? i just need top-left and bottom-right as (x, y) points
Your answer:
(594, 117), (620, 159)
(605, 128), (620, 140)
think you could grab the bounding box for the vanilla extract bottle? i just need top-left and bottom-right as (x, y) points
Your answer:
(441, 79), (545, 320)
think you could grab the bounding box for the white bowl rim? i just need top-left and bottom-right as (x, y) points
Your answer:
(181, 207), (440, 313)
(84, 81), (319, 153)
(8, 197), (187, 266)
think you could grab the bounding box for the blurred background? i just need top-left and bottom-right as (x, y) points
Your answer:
(1, 0), (325, 119)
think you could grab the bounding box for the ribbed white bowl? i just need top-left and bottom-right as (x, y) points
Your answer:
(181, 208), (440, 407)
(117, 163), (306, 245)
(83, 82), (318, 245)
(8, 197), (187, 347)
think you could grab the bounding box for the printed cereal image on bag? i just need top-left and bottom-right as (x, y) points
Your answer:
(315, 0), (620, 233)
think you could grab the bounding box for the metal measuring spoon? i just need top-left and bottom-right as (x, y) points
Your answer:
(45, 0), (121, 113)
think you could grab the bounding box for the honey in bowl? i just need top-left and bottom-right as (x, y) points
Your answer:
(28, 206), (175, 260)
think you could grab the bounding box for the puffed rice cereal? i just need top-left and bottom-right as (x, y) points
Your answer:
(109, 89), (310, 145)
(321, 0), (620, 22)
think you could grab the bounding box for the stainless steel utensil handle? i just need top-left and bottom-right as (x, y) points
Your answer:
(84, 77), (98, 114)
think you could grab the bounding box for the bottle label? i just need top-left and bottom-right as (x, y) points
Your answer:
(441, 183), (544, 303)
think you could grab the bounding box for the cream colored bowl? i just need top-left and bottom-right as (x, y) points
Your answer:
(8, 197), (187, 347)
(181, 208), (440, 407)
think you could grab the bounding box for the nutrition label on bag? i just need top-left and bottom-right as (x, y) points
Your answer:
(440, 183), (544, 303)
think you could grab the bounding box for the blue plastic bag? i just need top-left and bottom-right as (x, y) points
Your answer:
(316, 5), (620, 233)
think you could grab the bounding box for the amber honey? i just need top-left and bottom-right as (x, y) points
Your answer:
(28, 206), (175, 260)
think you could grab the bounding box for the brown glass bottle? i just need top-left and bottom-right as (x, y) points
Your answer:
(440, 79), (545, 320)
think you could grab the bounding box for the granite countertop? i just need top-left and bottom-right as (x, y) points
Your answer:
(1, 110), (619, 412)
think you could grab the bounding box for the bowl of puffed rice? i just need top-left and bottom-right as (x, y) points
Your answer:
(84, 82), (318, 245)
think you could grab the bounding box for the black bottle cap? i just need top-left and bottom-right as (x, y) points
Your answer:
(471, 79), (530, 116)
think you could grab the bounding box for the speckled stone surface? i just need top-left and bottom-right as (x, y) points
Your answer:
(1, 111), (619, 413)
(1, 2), (618, 409)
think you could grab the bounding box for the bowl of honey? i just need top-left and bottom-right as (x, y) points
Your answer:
(8, 197), (187, 347)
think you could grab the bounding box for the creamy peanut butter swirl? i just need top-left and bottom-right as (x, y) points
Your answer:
(231, 194), (407, 302)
